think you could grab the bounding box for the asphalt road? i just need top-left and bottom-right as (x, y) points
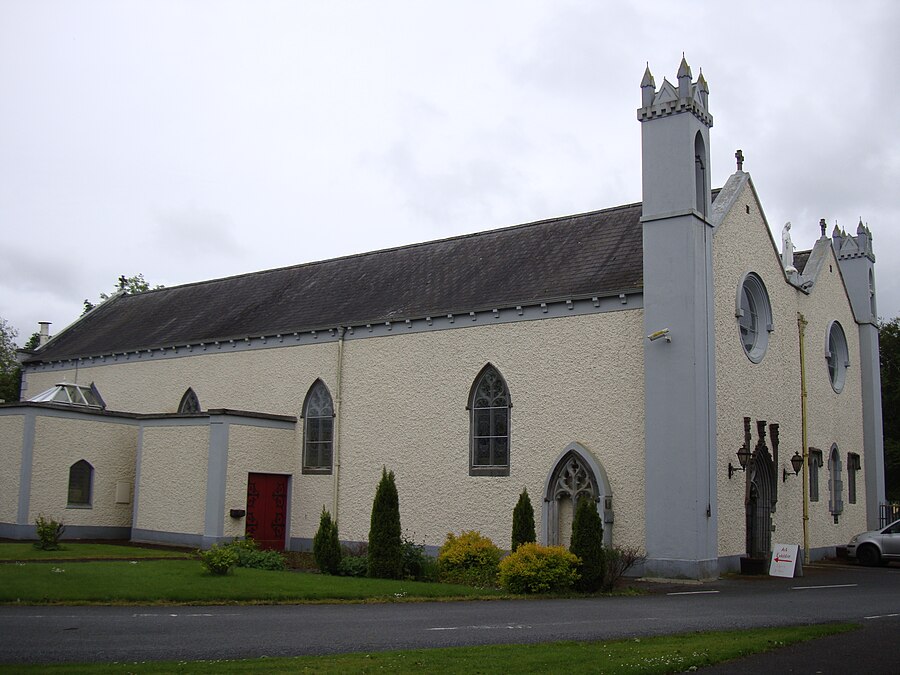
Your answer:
(0, 562), (897, 667)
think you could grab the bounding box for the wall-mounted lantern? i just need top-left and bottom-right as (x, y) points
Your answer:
(229, 508), (246, 518)
(782, 451), (803, 482)
(728, 444), (752, 479)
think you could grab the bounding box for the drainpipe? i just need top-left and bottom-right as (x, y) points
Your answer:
(798, 313), (811, 564)
(332, 326), (346, 523)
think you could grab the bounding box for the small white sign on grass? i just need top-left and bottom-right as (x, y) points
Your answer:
(769, 543), (803, 578)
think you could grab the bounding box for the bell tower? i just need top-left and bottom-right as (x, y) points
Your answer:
(639, 57), (718, 579)
(833, 221), (885, 529)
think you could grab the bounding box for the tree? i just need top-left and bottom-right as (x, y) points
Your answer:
(880, 318), (900, 501)
(82, 273), (163, 315)
(511, 488), (536, 551)
(0, 317), (21, 403)
(367, 466), (402, 579)
(569, 496), (605, 593)
(313, 507), (342, 575)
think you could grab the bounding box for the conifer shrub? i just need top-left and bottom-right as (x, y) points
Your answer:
(367, 467), (402, 579)
(511, 488), (536, 551)
(569, 496), (605, 592)
(34, 514), (66, 551)
(498, 543), (580, 594)
(313, 507), (342, 574)
(437, 530), (501, 587)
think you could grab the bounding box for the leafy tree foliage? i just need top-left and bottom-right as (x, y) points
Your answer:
(569, 496), (605, 593)
(367, 467), (402, 579)
(880, 318), (900, 501)
(511, 488), (536, 551)
(0, 317), (21, 402)
(83, 273), (163, 315)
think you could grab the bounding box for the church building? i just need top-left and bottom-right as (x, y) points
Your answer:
(0, 59), (885, 579)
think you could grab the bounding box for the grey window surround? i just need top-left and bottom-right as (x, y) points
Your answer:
(847, 452), (860, 504)
(826, 321), (849, 393)
(178, 388), (201, 414)
(67, 459), (93, 508)
(828, 445), (844, 521)
(302, 380), (334, 475)
(736, 272), (773, 364)
(469, 365), (511, 477)
(809, 448), (822, 502)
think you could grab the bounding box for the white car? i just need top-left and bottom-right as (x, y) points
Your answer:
(847, 518), (900, 566)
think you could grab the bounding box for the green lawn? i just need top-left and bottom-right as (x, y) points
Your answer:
(0, 543), (191, 561)
(0, 559), (505, 604)
(1, 623), (857, 673)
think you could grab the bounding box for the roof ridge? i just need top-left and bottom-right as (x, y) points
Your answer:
(135, 200), (644, 295)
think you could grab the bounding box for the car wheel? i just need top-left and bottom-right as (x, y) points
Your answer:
(857, 544), (880, 567)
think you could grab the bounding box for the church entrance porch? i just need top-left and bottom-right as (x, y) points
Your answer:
(542, 443), (613, 548)
(245, 473), (289, 550)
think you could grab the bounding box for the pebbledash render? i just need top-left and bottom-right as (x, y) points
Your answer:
(0, 59), (885, 579)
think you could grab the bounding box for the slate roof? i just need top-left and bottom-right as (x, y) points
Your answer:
(29, 201), (645, 363)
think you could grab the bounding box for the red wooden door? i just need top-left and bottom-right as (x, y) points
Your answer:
(245, 473), (289, 550)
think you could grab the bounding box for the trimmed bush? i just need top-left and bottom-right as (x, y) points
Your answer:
(337, 554), (368, 577)
(199, 544), (238, 575)
(569, 496), (605, 592)
(602, 545), (646, 591)
(313, 507), (342, 575)
(498, 542), (580, 594)
(511, 488), (536, 551)
(437, 530), (501, 587)
(236, 548), (287, 571)
(34, 514), (65, 551)
(368, 467), (402, 579)
(400, 532), (433, 581)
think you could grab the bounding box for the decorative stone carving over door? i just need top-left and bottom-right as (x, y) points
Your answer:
(542, 443), (612, 548)
(743, 419), (778, 560)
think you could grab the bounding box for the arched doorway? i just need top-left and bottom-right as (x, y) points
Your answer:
(746, 447), (775, 559)
(542, 443), (612, 548)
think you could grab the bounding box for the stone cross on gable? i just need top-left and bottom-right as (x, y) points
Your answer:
(735, 149), (744, 171)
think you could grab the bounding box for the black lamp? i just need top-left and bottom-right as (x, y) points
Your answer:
(783, 451), (803, 482)
(729, 445), (751, 479)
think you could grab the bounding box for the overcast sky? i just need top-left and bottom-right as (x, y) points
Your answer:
(1, 1), (898, 347)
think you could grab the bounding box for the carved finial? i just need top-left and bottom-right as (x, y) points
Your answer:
(697, 68), (708, 93)
(677, 54), (691, 79)
(820, 219), (827, 237)
(735, 149), (744, 171)
(857, 218), (866, 235)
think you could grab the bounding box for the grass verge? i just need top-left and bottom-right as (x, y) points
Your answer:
(0, 543), (191, 561)
(3, 623), (857, 673)
(0, 560), (504, 604)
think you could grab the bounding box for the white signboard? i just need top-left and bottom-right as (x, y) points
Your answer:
(769, 543), (802, 578)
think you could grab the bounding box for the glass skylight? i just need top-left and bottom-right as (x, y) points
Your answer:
(28, 383), (106, 409)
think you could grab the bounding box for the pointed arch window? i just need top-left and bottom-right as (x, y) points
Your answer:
(469, 365), (510, 476)
(67, 460), (93, 507)
(178, 388), (201, 414)
(302, 380), (334, 475)
(828, 445), (844, 522)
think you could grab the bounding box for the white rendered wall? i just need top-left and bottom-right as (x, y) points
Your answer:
(331, 311), (646, 552)
(28, 415), (136, 528)
(222, 424), (296, 541)
(24, 310), (646, 552)
(798, 250), (867, 547)
(136, 425), (208, 536)
(713, 179), (867, 559)
(0, 414), (24, 523)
